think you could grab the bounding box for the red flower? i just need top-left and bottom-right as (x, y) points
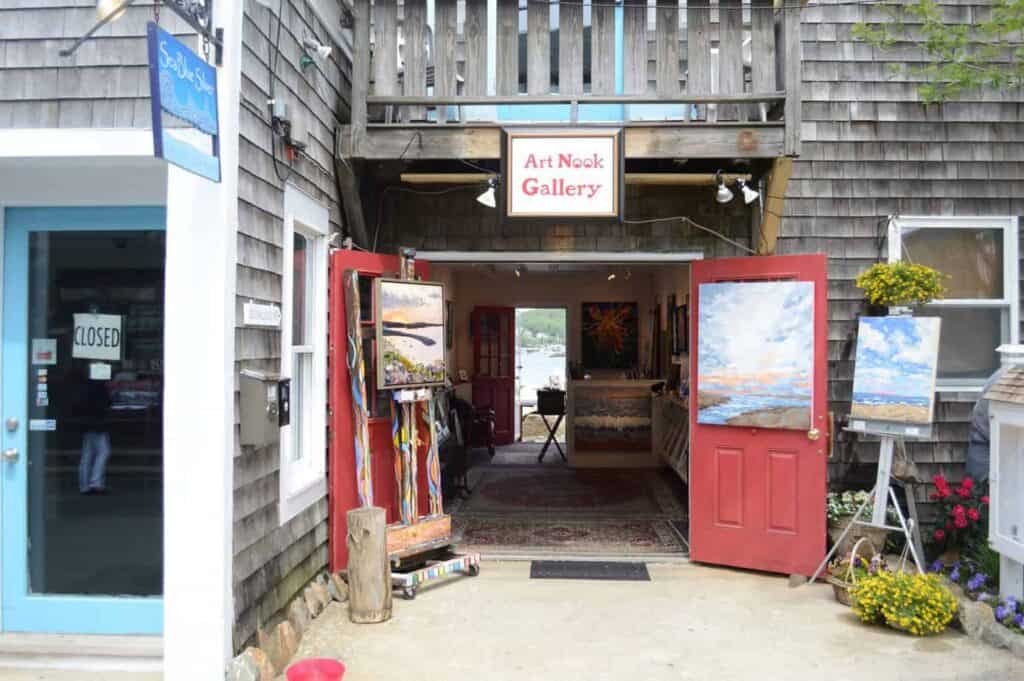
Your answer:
(957, 487), (971, 499)
(953, 505), (966, 517)
(968, 508), (981, 522)
(935, 487), (951, 500)
(945, 521), (955, 530)
(934, 529), (946, 541)
(954, 515), (969, 529)
(962, 477), (974, 490)
(981, 495), (990, 505)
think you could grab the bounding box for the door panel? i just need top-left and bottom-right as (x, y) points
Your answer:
(328, 250), (431, 571)
(689, 254), (827, 576)
(471, 306), (515, 446)
(1, 207), (165, 634)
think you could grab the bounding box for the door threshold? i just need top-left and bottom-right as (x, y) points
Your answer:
(476, 552), (692, 565)
(0, 633), (161, 673)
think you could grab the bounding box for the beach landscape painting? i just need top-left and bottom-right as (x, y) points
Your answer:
(697, 281), (814, 430)
(376, 279), (446, 389)
(850, 317), (941, 424)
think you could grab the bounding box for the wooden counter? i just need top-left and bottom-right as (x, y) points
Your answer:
(567, 379), (662, 468)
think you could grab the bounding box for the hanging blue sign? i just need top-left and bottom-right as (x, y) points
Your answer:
(146, 22), (221, 182)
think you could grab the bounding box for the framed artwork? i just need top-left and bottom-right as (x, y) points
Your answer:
(445, 299), (454, 349)
(375, 279), (446, 389)
(850, 317), (941, 425)
(697, 281), (814, 430)
(581, 302), (638, 370)
(671, 303), (689, 356)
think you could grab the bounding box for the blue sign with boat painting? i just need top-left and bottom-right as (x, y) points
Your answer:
(146, 22), (221, 182)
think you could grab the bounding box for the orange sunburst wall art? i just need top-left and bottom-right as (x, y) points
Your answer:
(581, 302), (639, 370)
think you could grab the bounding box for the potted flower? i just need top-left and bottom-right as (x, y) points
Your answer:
(850, 571), (958, 636)
(929, 474), (989, 563)
(855, 262), (944, 316)
(827, 490), (894, 557)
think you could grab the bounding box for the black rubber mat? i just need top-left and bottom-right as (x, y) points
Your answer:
(530, 560), (651, 581)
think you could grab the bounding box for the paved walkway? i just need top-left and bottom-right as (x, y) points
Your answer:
(293, 560), (1024, 681)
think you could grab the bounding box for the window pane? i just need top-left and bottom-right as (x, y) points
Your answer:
(358, 274), (373, 322)
(291, 352), (313, 462)
(923, 306), (1003, 382)
(292, 233), (309, 345)
(901, 227), (1004, 299)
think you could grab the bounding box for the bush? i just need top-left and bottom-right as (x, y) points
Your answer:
(850, 572), (958, 636)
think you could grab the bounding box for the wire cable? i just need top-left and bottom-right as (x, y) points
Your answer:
(621, 214), (756, 254)
(372, 183), (490, 252)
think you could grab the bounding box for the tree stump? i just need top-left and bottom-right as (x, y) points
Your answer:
(346, 507), (392, 623)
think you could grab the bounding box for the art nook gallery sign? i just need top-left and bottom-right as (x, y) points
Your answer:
(504, 130), (622, 219)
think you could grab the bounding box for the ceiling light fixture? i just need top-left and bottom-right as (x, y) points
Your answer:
(714, 171), (734, 204)
(514, 264), (525, 278)
(607, 273), (616, 281)
(738, 178), (760, 205)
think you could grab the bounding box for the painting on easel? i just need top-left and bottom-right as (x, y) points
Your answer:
(376, 279), (446, 389)
(851, 316), (941, 425)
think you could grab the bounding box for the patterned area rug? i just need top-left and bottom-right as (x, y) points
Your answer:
(451, 467), (686, 518)
(450, 466), (689, 558)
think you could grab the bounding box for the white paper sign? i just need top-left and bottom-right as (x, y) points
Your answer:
(72, 313), (122, 361)
(506, 131), (620, 218)
(89, 362), (112, 381)
(29, 419), (56, 431)
(31, 338), (57, 365)
(243, 302), (282, 328)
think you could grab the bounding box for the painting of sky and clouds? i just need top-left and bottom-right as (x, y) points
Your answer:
(850, 317), (940, 424)
(697, 281), (814, 430)
(377, 279), (446, 389)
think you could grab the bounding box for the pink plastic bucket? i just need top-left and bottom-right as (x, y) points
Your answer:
(285, 658), (346, 681)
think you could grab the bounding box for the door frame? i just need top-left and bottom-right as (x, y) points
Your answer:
(1, 206), (166, 634)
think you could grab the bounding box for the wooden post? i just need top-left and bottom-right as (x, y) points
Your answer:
(351, 0), (370, 136)
(345, 269), (373, 506)
(346, 507), (393, 623)
(782, 0), (802, 156)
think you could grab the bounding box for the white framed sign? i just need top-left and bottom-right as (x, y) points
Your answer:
(504, 129), (622, 219)
(72, 313), (123, 361)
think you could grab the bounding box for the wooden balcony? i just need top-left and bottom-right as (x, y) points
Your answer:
(341, 0), (801, 161)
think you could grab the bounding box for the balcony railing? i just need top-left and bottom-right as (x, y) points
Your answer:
(348, 0), (801, 158)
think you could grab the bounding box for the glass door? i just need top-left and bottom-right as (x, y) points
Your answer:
(1, 207), (165, 634)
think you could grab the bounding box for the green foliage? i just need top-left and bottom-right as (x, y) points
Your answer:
(516, 309), (566, 349)
(853, 0), (1024, 103)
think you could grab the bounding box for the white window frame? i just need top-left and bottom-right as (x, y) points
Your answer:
(888, 215), (1020, 391)
(280, 185), (330, 524)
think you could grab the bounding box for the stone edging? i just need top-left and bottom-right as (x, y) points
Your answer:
(946, 578), (1024, 660)
(228, 571), (349, 681)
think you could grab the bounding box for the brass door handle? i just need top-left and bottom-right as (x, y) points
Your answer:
(807, 428), (820, 441)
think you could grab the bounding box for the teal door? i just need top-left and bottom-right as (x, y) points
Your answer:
(1, 207), (165, 634)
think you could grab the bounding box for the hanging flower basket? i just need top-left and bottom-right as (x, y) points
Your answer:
(855, 262), (945, 309)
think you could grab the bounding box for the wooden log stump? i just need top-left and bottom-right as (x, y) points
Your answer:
(346, 507), (392, 623)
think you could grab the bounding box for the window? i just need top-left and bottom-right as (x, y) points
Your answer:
(889, 216), (1019, 389)
(280, 185), (330, 523)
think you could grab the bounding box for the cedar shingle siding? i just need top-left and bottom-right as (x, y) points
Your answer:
(784, 0), (1024, 521)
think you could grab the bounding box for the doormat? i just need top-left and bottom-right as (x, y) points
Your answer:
(530, 560), (650, 581)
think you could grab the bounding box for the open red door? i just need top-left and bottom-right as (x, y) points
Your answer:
(328, 249), (431, 571)
(471, 306), (515, 446)
(689, 254), (827, 576)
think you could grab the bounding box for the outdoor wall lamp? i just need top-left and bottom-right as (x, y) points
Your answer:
(738, 178), (761, 205)
(714, 171), (734, 204)
(477, 178), (498, 209)
(95, 0), (127, 21)
(301, 37), (333, 69)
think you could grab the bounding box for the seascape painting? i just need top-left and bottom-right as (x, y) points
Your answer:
(697, 281), (814, 430)
(376, 279), (446, 389)
(581, 302), (639, 370)
(850, 317), (941, 424)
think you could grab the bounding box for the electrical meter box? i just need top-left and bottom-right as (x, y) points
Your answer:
(240, 369), (290, 447)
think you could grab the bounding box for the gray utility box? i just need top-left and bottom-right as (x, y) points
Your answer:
(240, 369), (290, 447)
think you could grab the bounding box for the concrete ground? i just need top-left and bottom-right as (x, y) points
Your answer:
(292, 560), (1024, 681)
(0, 670), (160, 681)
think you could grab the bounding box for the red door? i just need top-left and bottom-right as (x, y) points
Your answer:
(471, 306), (515, 446)
(689, 254), (827, 576)
(328, 250), (431, 571)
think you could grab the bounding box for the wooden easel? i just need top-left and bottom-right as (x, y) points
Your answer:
(808, 431), (925, 584)
(370, 248), (480, 599)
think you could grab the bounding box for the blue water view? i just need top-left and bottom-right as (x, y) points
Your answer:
(852, 392), (930, 407)
(699, 394), (810, 425)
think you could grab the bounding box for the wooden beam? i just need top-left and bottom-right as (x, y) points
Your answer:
(400, 172), (753, 186)
(343, 125), (787, 160)
(782, 2), (802, 155)
(757, 157), (793, 255)
(350, 0), (371, 133)
(365, 93), (786, 106)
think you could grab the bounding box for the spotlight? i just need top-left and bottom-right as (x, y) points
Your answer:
(738, 179), (760, 205)
(302, 37), (334, 61)
(477, 179), (497, 208)
(607, 273), (616, 281)
(96, 0), (127, 21)
(514, 265), (526, 278)
(715, 171), (734, 204)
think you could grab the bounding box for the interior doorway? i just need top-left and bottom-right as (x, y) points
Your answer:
(514, 307), (567, 452)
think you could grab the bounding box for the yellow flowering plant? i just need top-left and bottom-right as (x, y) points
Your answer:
(850, 571), (957, 636)
(855, 262), (945, 307)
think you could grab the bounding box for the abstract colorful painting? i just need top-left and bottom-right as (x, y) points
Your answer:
(376, 279), (446, 389)
(850, 317), (941, 424)
(697, 281), (814, 430)
(581, 302), (638, 370)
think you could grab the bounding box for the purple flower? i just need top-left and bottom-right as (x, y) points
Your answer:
(952, 561), (961, 571)
(1015, 614), (1024, 627)
(996, 605), (1010, 621)
(950, 567), (961, 583)
(978, 592), (993, 602)
(1006, 597), (1019, 611)
(967, 573), (987, 591)
(929, 560), (944, 573)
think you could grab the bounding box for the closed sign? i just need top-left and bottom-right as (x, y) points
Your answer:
(72, 313), (123, 361)
(506, 130), (621, 218)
